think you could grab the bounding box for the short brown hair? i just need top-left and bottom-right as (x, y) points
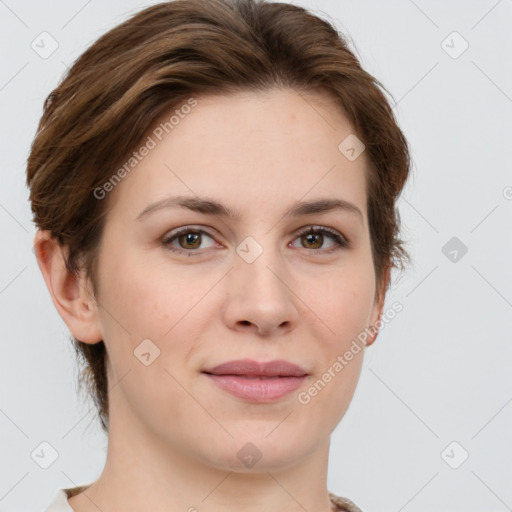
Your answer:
(26, 0), (411, 433)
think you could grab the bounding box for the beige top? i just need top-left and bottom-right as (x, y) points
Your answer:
(44, 485), (364, 512)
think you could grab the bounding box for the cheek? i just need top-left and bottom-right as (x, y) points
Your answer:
(97, 247), (202, 338)
(306, 263), (376, 345)
(95, 261), (202, 428)
(97, 253), (216, 380)
(299, 270), (373, 425)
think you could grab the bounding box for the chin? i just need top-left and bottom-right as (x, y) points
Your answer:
(197, 432), (317, 474)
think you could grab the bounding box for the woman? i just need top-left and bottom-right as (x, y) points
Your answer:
(27, 0), (411, 510)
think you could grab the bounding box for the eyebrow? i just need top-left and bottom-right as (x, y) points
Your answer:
(136, 195), (364, 224)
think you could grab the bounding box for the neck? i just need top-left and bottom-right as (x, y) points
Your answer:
(68, 398), (336, 512)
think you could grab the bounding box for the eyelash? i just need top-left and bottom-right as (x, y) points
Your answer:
(161, 225), (350, 256)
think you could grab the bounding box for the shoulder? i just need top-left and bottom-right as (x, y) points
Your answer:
(63, 484), (91, 498)
(43, 489), (73, 512)
(45, 487), (361, 512)
(329, 491), (365, 512)
(44, 485), (91, 512)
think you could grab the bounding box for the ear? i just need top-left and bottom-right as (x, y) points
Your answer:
(33, 229), (103, 344)
(365, 263), (391, 347)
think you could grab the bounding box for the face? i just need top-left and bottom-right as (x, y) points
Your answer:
(88, 88), (384, 471)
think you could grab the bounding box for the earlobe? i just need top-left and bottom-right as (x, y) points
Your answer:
(365, 263), (391, 347)
(33, 229), (103, 344)
(365, 311), (382, 347)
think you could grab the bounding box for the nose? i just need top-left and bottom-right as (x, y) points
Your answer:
(222, 244), (299, 337)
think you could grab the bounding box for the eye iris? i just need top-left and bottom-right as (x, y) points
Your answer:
(179, 232), (201, 249)
(303, 232), (322, 249)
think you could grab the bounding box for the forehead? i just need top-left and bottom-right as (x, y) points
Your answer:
(106, 88), (369, 221)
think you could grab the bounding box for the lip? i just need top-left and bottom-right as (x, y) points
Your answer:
(203, 359), (308, 377)
(202, 359), (308, 403)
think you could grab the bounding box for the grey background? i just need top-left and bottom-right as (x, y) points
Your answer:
(1, 1), (511, 511)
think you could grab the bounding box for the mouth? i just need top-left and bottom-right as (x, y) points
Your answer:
(202, 358), (308, 377)
(201, 359), (309, 402)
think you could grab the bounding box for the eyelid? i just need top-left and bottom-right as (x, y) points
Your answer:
(161, 225), (218, 250)
(291, 225), (350, 251)
(162, 224), (350, 254)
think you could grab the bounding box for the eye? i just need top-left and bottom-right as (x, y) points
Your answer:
(162, 225), (350, 256)
(290, 226), (349, 253)
(162, 226), (218, 256)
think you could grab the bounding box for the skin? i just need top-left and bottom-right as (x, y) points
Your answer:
(35, 88), (389, 512)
